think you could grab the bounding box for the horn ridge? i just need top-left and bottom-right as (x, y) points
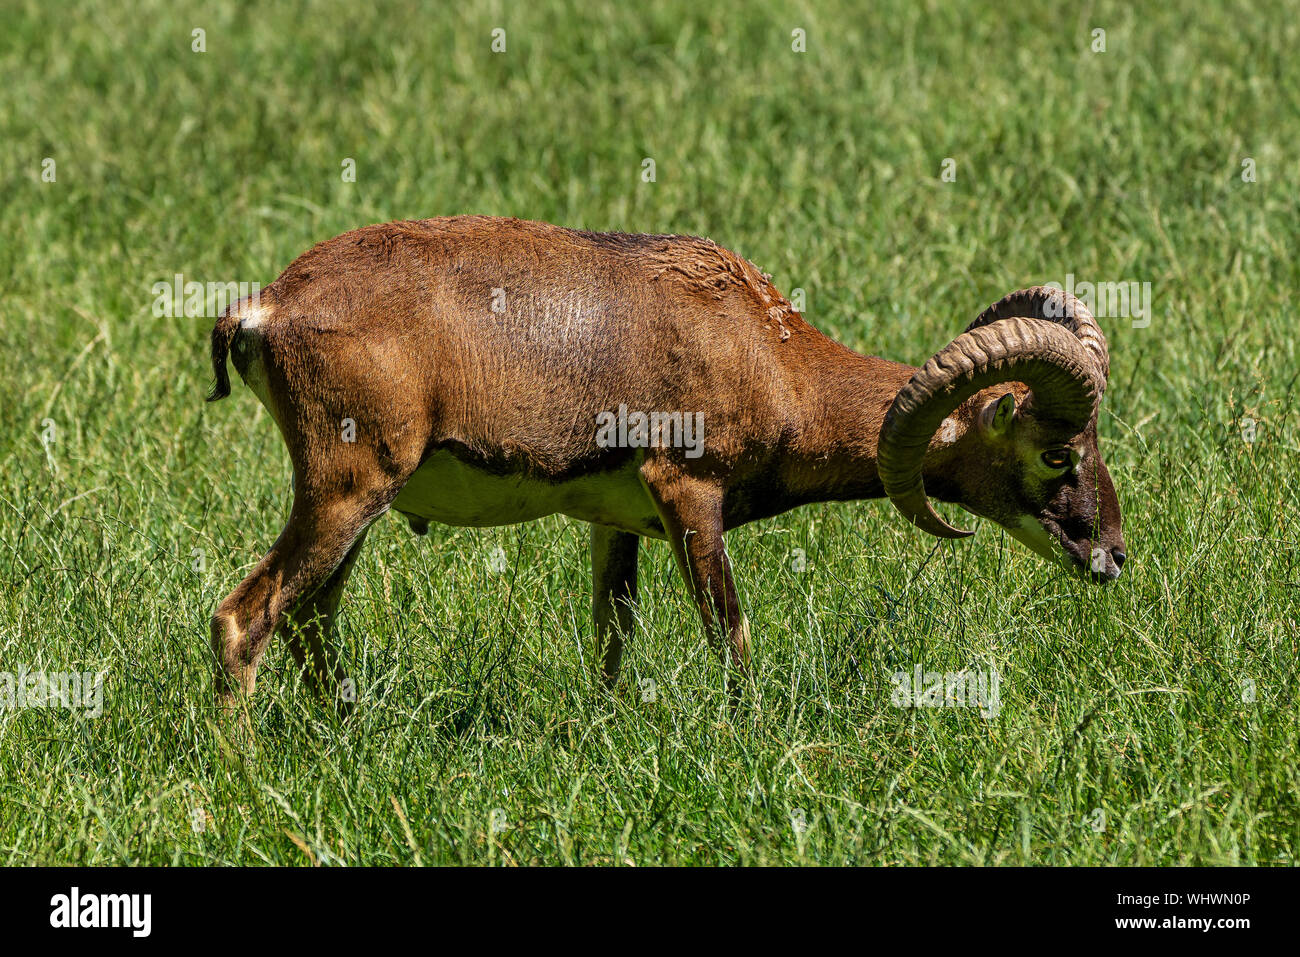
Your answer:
(966, 285), (1110, 383)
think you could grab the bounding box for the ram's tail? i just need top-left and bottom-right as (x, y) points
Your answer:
(206, 304), (242, 401)
(207, 293), (272, 401)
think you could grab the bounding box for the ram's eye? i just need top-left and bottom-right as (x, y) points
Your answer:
(1041, 448), (1072, 470)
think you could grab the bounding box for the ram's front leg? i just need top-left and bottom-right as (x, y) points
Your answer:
(643, 471), (752, 696)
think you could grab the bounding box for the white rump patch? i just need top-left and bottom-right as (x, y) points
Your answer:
(231, 306), (274, 413)
(237, 301), (271, 329)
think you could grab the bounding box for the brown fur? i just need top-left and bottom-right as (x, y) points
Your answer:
(207, 216), (1124, 713)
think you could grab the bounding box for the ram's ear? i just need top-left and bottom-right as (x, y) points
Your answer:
(980, 392), (1016, 437)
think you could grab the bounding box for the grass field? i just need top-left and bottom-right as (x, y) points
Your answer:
(1, 0), (1297, 865)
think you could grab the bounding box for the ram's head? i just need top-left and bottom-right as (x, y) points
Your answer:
(877, 287), (1126, 582)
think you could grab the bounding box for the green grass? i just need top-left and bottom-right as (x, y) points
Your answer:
(1, 0), (1297, 865)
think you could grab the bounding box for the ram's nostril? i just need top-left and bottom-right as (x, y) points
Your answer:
(1112, 549), (1126, 569)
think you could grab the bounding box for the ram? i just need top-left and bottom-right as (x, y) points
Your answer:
(206, 216), (1125, 711)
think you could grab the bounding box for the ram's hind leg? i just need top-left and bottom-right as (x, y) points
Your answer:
(591, 524), (640, 684)
(282, 527), (372, 712)
(210, 479), (394, 716)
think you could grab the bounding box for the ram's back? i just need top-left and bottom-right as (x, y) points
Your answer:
(239, 217), (814, 476)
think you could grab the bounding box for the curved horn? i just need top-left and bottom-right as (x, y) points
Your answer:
(877, 318), (1104, 538)
(965, 285), (1110, 383)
